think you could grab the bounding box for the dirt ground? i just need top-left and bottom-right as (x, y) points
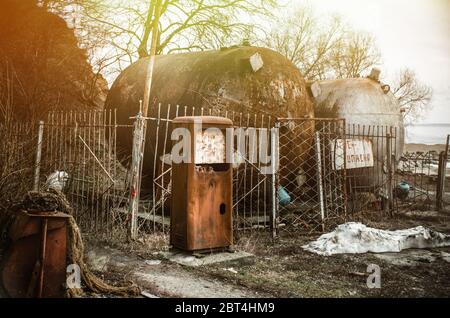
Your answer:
(84, 209), (450, 298)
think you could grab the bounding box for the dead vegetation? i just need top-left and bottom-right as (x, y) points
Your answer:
(73, 208), (450, 298)
(188, 212), (450, 297)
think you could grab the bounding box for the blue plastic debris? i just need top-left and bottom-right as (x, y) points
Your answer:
(398, 181), (410, 192)
(278, 186), (291, 206)
(394, 181), (410, 200)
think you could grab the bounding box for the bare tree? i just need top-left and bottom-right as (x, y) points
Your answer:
(328, 31), (381, 79)
(263, 7), (338, 80)
(391, 68), (433, 123)
(48, 0), (276, 81)
(262, 6), (381, 81)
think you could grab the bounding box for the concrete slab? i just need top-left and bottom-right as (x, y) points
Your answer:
(159, 249), (254, 267)
(86, 245), (264, 298)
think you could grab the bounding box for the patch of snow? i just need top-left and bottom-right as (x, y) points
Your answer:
(302, 222), (450, 256)
(440, 251), (450, 263)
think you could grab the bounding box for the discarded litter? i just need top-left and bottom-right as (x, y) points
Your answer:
(223, 267), (238, 274)
(141, 291), (159, 298)
(278, 186), (291, 206)
(145, 259), (162, 266)
(302, 222), (450, 256)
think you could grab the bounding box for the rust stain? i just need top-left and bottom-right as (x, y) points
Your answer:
(170, 117), (233, 251)
(1, 211), (70, 298)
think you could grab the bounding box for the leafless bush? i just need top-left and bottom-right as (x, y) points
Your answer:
(0, 122), (37, 211)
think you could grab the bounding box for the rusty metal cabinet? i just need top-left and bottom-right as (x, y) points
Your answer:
(171, 116), (233, 251)
(1, 211), (70, 298)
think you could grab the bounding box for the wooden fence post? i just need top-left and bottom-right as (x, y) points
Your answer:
(128, 112), (145, 240)
(127, 1), (163, 240)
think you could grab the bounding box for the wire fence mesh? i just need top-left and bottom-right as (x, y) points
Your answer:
(345, 125), (398, 216)
(276, 118), (347, 234)
(36, 110), (132, 238)
(4, 107), (446, 242)
(134, 105), (277, 237)
(396, 151), (437, 210)
(396, 134), (450, 213)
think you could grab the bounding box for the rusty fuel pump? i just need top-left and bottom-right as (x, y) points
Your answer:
(170, 116), (233, 252)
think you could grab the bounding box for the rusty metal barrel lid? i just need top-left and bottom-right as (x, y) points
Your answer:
(173, 116), (233, 125)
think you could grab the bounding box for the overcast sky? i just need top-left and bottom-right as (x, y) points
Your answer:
(291, 0), (450, 124)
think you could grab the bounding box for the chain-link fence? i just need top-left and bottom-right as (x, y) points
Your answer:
(345, 125), (398, 216)
(133, 105), (277, 237)
(396, 135), (450, 212)
(396, 151), (437, 210)
(6, 108), (441, 241)
(276, 118), (347, 234)
(24, 107), (277, 239)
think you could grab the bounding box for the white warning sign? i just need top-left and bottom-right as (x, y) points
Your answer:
(332, 139), (374, 170)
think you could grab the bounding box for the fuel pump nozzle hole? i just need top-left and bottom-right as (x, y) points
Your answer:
(220, 203), (226, 215)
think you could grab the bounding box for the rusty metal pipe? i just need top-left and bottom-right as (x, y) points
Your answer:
(37, 218), (48, 298)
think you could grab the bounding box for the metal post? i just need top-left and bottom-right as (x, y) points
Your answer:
(436, 151), (446, 211)
(444, 134), (450, 163)
(385, 133), (393, 216)
(315, 132), (325, 232)
(37, 218), (48, 298)
(437, 135), (450, 211)
(342, 119), (348, 220)
(271, 124), (280, 239)
(33, 121), (44, 191)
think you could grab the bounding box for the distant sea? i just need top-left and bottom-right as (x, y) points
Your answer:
(405, 123), (450, 145)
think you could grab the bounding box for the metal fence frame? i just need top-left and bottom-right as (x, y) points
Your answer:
(396, 134), (450, 212)
(275, 118), (347, 234)
(396, 151), (437, 210)
(135, 105), (277, 236)
(436, 135), (450, 212)
(344, 125), (398, 216)
(36, 110), (131, 236)
(6, 107), (445, 242)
